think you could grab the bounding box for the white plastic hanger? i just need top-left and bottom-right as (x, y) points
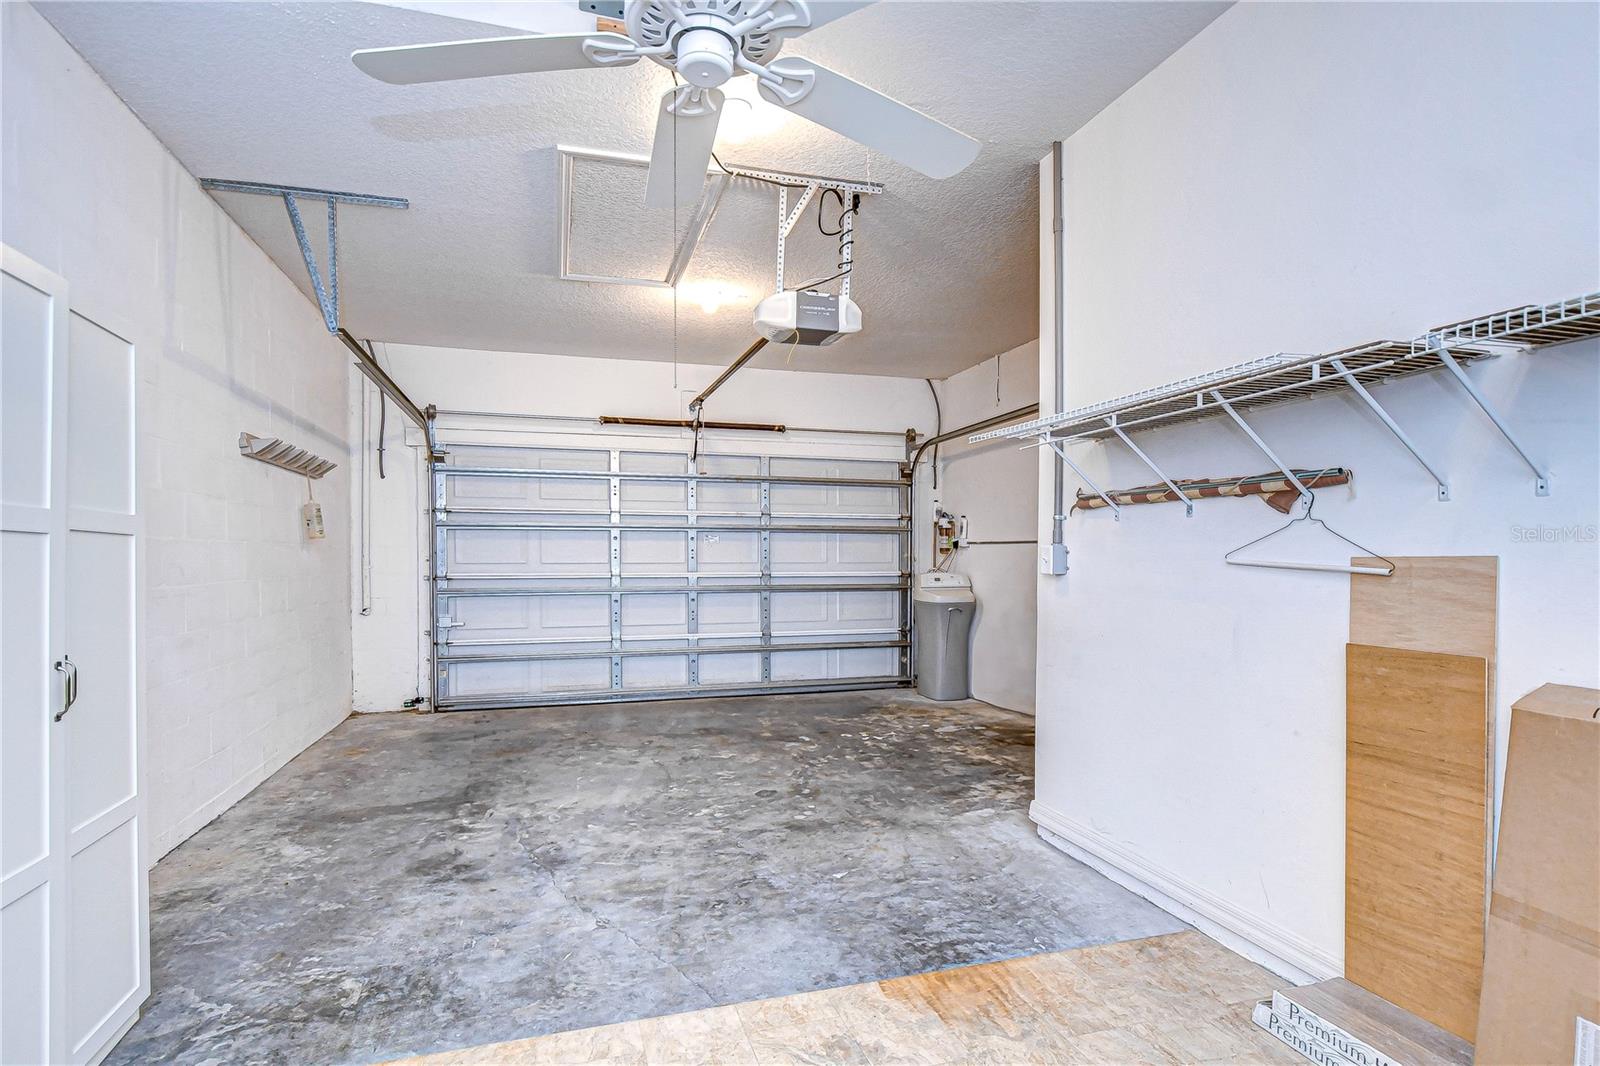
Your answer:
(1224, 491), (1394, 577)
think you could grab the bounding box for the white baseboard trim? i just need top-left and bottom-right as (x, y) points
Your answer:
(1031, 799), (1341, 985)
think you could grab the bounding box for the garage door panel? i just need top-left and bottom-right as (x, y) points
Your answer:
(445, 446), (610, 510)
(621, 594), (687, 637)
(837, 534), (899, 566)
(444, 657), (612, 700)
(446, 594), (612, 645)
(769, 457), (898, 480)
(772, 646), (897, 681)
(837, 590), (899, 625)
(771, 590), (899, 634)
(620, 530), (685, 573)
(434, 447), (909, 708)
(449, 474), (608, 507)
(620, 482), (686, 510)
(769, 482), (899, 516)
(835, 646), (898, 679)
(699, 592), (758, 632)
(622, 655), (688, 689)
(698, 531), (759, 572)
(699, 482), (761, 511)
(769, 532), (899, 573)
(698, 652), (762, 686)
(446, 528), (614, 574)
(620, 451), (688, 475)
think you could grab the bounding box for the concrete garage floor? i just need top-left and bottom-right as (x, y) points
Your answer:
(110, 690), (1185, 1065)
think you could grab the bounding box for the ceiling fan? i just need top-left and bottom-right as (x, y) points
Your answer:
(352, 0), (981, 207)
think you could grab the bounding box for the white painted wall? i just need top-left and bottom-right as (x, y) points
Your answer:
(3, 4), (354, 861)
(1031, 1), (1599, 981)
(349, 343), (938, 712)
(917, 342), (1040, 714)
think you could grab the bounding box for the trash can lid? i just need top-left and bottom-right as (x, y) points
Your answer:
(915, 571), (975, 603)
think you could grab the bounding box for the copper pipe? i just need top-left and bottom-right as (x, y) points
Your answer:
(598, 416), (786, 432)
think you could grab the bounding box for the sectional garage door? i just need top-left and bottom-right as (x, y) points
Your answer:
(431, 443), (912, 710)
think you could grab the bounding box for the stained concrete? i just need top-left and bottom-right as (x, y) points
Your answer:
(110, 690), (1185, 1065)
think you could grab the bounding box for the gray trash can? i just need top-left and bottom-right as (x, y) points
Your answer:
(914, 572), (976, 701)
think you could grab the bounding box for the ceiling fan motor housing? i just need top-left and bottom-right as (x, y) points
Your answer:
(629, 0), (791, 88)
(675, 22), (737, 87)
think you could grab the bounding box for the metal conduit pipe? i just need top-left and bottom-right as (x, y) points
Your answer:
(909, 403), (1040, 472)
(1049, 140), (1067, 555)
(337, 329), (442, 459)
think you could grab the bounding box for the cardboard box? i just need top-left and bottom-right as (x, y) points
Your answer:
(1475, 683), (1600, 1066)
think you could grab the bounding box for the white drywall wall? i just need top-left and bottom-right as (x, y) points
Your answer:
(3, 4), (354, 861)
(349, 343), (938, 712)
(916, 342), (1040, 714)
(1032, 1), (1599, 980)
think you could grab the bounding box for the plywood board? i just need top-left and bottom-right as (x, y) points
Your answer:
(1277, 978), (1473, 1066)
(1349, 555), (1498, 670)
(1345, 643), (1490, 1042)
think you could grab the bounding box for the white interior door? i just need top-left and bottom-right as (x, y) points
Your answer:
(2, 250), (70, 1066)
(1, 248), (147, 1065)
(62, 310), (145, 1064)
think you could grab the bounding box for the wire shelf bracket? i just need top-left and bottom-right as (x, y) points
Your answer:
(986, 291), (1598, 510)
(200, 179), (409, 333)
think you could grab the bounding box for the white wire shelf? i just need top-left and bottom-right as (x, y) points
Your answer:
(979, 291), (1598, 505)
(975, 291), (1598, 447)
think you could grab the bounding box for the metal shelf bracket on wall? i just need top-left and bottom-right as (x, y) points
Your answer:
(1429, 339), (1551, 496)
(199, 179), (445, 461)
(198, 179), (408, 334)
(986, 291), (1599, 516)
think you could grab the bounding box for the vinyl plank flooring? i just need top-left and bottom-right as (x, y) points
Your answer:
(393, 931), (1296, 1066)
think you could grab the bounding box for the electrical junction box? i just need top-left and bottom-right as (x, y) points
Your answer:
(754, 290), (861, 346)
(1040, 542), (1067, 575)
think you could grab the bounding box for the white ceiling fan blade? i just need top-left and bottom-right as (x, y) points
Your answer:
(365, 2), (595, 35)
(352, 32), (634, 84)
(757, 58), (979, 180)
(645, 87), (724, 209)
(795, 1), (876, 32)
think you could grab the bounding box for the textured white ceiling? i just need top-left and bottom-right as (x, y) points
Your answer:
(37, 0), (1228, 378)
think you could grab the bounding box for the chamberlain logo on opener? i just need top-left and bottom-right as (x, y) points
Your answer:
(1510, 523), (1599, 543)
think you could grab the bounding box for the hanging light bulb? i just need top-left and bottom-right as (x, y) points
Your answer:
(714, 77), (790, 146)
(678, 280), (744, 315)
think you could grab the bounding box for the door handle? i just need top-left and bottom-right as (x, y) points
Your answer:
(53, 655), (78, 721)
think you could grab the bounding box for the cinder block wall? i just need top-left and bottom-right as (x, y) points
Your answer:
(3, 4), (354, 861)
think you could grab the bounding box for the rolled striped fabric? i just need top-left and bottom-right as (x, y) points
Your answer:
(1074, 467), (1351, 514)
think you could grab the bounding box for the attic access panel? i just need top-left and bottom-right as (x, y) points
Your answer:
(558, 146), (725, 287)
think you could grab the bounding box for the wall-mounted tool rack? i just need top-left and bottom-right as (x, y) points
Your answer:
(974, 292), (1599, 512)
(238, 432), (337, 478)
